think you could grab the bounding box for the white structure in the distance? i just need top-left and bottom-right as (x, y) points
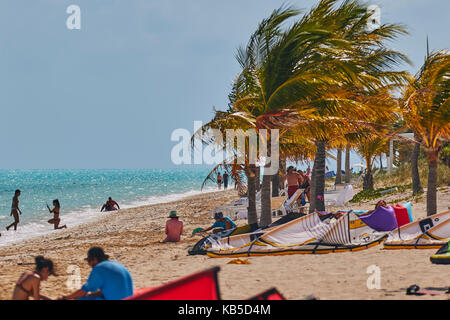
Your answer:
(387, 133), (415, 174)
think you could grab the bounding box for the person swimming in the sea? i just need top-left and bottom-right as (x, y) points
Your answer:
(47, 199), (67, 230)
(12, 256), (55, 300)
(101, 197), (120, 212)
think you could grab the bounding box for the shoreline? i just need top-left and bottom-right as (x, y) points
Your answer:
(0, 187), (448, 300)
(0, 186), (220, 247)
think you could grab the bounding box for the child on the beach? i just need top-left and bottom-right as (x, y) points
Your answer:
(47, 199), (67, 230)
(12, 256), (55, 300)
(6, 189), (22, 231)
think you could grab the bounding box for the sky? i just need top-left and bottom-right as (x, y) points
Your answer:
(0, 0), (448, 170)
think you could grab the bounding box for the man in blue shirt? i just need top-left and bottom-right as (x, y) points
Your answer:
(60, 247), (133, 300)
(203, 212), (236, 234)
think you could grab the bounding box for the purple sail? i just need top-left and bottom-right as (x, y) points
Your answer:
(357, 206), (398, 231)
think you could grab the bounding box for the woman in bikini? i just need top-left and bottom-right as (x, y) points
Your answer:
(47, 199), (67, 230)
(6, 189), (22, 231)
(12, 256), (55, 300)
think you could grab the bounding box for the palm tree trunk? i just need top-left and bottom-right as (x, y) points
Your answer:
(411, 132), (423, 195)
(255, 166), (261, 192)
(345, 145), (351, 184)
(426, 150), (438, 216)
(260, 169), (272, 227)
(272, 170), (280, 197)
(309, 161), (316, 214)
(311, 140), (326, 212)
(335, 148), (342, 185)
(245, 165), (258, 227)
(363, 156), (374, 190)
(260, 138), (272, 227)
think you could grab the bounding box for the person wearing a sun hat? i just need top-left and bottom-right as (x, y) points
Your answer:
(203, 211), (236, 234)
(162, 210), (183, 243)
(60, 247), (133, 300)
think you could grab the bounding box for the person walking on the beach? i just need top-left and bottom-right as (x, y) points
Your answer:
(12, 256), (55, 300)
(46, 199), (67, 230)
(217, 173), (223, 190)
(223, 172), (229, 189)
(162, 210), (183, 243)
(6, 190), (22, 231)
(101, 197), (120, 212)
(60, 247), (133, 300)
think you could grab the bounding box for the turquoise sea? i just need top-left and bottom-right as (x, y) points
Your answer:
(0, 169), (218, 246)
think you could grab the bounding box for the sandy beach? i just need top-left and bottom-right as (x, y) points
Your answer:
(0, 187), (449, 300)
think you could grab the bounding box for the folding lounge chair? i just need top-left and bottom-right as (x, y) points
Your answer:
(284, 189), (303, 213)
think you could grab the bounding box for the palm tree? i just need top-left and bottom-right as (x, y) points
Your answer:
(411, 131), (424, 194)
(400, 50), (450, 216)
(233, 0), (410, 215)
(345, 145), (351, 183)
(335, 148), (343, 185)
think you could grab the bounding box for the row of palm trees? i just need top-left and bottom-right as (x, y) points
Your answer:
(194, 0), (449, 227)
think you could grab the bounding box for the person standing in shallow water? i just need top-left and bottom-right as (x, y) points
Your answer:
(217, 173), (223, 190)
(6, 190), (22, 231)
(47, 199), (67, 230)
(223, 172), (229, 190)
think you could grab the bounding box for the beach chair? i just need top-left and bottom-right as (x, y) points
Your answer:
(283, 189), (303, 213)
(324, 184), (354, 207)
(271, 195), (288, 217)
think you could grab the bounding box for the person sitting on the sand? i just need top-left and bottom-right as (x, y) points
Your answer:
(101, 197), (120, 212)
(60, 247), (133, 300)
(47, 199), (67, 230)
(162, 210), (183, 243)
(203, 212), (236, 234)
(12, 256), (55, 300)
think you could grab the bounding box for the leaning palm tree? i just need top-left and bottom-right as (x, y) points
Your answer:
(230, 0), (409, 218)
(400, 50), (450, 216)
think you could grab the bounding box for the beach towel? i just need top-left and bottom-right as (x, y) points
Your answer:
(356, 206), (398, 231)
